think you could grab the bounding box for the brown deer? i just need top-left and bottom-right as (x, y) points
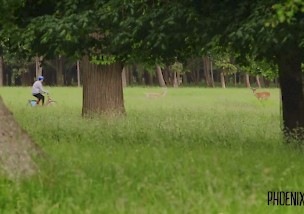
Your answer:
(145, 87), (167, 98)
(251, 88), (270, 100)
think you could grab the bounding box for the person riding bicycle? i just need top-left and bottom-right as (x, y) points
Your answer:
(32, 76), (48, 105)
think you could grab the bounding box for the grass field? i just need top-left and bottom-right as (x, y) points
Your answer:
(0, 86), (303, 213)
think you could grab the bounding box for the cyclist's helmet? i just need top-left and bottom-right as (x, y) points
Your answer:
(38, 76), (44, 81)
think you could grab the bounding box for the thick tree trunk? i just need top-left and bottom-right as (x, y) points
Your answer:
(156, 65), (166, 87)
(0, 96), (43, 179)
(56, 56), (64, 86)
(0, 55), (3, 87)
(277, 53), (304, 139)
(81, 57), (125, 116)
(220, 71), (226, 88)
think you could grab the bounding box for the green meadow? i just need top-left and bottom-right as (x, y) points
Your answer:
(0, 87), (303, 214)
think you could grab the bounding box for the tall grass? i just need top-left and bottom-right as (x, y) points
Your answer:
(0, 87), (303, 213)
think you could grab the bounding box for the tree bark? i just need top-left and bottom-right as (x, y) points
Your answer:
(245, 73), (251, 88)
(220, 71), (226, 88)
(56, 56), (64, 86)
(21, 68), (32, 86)
(77, 60), (81, 87)
(35, 56), (43, 77)
(81, 56), (125, 116)
(210, 59), (215, 87)
(0, 96), (43, 179)
(173, 72), (179, 88)
(156, 65), (166, 87)
(0, 55), (3, 87)
(122, 67), (127, 87)
(234, 73), (237, 86)
(183, 73), (188, 85)
(256, 75), (261, 88)
(203, 56), (212, 87)
(277, 52), (304, 139)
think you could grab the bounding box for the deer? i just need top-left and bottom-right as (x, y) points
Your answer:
(251, 88), (270, 100)
(145, 87), (167, 98)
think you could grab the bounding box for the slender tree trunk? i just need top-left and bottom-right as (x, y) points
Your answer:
(210, 59), (215, 87)
(161, 68), (167, 85)
(173, 72), (178, 88)
(183, 73), (188, 85)
(21, 68), (32, 86)
(125, 66), (131, 85)
(156, 65), (166, 87)
(245, 73), (251, 88)
(35, 56), (43, 77)
(81, 56), (125, 116)
(277, 52), (304, 139)
(177, 73), (181, 86)
(220, 71), (226, 88)
(256, 75), (261, 88)
(56, 56), (64, 86)
(77, 60), (81, 87)
(0, 55), (3, 87)
(203, 56), (212, 87)
(234, 73), (237, 86)
(122, 67), (127, 87)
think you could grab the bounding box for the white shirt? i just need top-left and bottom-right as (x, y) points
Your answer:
(32, 80), (47, 94)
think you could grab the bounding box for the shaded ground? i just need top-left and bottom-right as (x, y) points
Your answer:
(0, 96), (42, 179)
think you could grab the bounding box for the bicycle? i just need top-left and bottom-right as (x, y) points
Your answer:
(27, 95), (57, 107)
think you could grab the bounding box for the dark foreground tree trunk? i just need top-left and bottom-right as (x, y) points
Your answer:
(277, 52), (304, 140)
(81, 56), (125, 116)
(0, 96), (43, 179)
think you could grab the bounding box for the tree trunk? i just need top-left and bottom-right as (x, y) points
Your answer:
(245, 73), (251, 88)
(122, 67), (127, 87)
(256, 75), (261, 88)
(163, 68), (170, 85)
(35, 56), (43, 77)
(177, 73), (181, 86)
(77, 60), (81, 87)
(0, 96), (43, 179)
(234, 73), (237, 86)
(220, 71), (226, 88)
(173, 72), (179, 88)
(277, 53), (304, 139)
(125, 65), (131, 85)
(21, 68), (32, 86)
(156, 65), (166, 87)
(210, 59), (215, 87)
(183, 73), (188, 85)
(203, 56), (212, 87)
(0, 55), (3, 87)
(81, 56), (125, 116)
(56, 56), (64, 86)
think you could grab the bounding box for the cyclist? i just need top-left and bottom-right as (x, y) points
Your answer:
(32, 76), (48, 105)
